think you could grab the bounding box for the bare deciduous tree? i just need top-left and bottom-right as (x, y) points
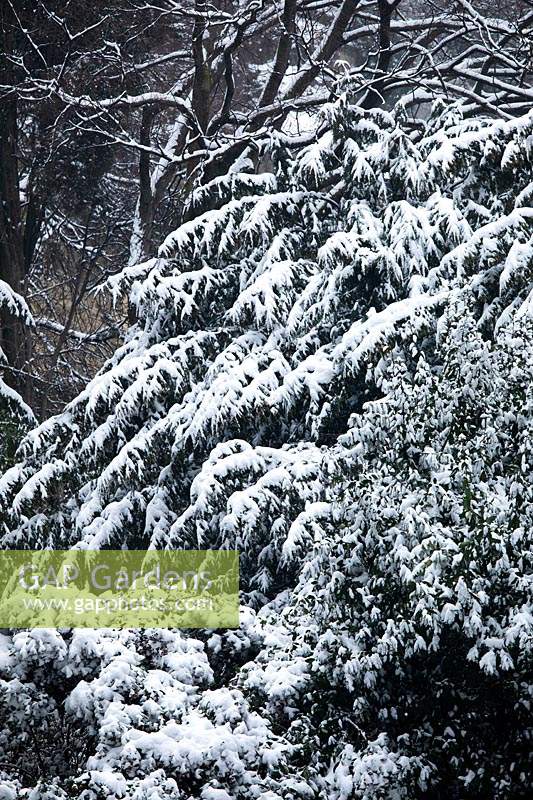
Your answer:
(1, 0), (531, 414)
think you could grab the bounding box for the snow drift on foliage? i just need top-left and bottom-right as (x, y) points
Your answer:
(0, 99), (532, 798)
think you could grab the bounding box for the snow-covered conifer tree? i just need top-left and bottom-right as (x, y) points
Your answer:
(0, 99), (532, 797)
(2, 102), (530, 564)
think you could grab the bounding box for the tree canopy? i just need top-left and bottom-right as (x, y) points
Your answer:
(0, 97), (532, 797)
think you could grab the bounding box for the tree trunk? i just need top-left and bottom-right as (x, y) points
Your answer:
(0, 87), (31, 405)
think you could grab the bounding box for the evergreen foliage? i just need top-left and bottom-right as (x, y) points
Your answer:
(0, 100), (532, 797)
(0, 281), (35, 471)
